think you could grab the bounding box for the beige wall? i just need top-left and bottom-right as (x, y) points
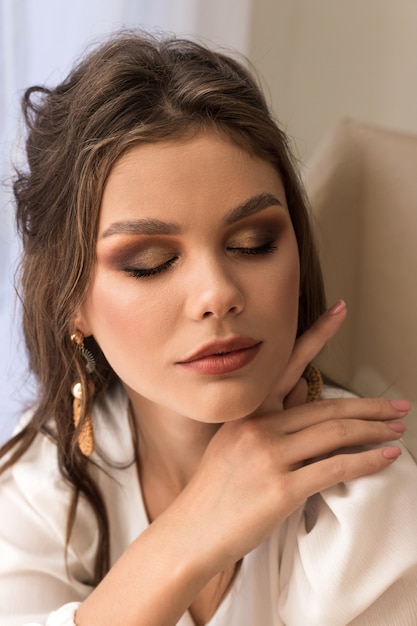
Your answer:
(247, 3), (417, 451)
(249, 0), (417, 161)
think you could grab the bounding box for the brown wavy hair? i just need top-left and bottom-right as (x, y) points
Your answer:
(0, 31), (326, 583)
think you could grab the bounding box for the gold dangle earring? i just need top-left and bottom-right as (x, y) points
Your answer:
(304, 363), (323, 402)
(71, 330), (96, 456)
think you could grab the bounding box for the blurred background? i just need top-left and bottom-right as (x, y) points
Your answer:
(1, 0), (417, 441)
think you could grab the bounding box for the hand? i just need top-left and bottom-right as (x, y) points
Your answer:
(179, 301), (409, 571)
(263, 299), (348, 413)
(76, 301), (409, 626)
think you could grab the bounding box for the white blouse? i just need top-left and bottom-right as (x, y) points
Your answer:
(1, 384), (417, 626)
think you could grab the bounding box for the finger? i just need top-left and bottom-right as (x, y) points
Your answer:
(276, 299), (347, 399)
(290, 445), (402, 502)
(278, 397), (410, 435)
(281, 417), (406, 467)
(283, 377), (308, 409)
(258, 300), (346, 414)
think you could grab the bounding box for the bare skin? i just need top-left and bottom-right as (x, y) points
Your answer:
(75, 304), (408, 626)
(75, 134), (408, 625)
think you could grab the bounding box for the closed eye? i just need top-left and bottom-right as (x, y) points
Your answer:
(227, 242), (277, 255)
(124, 241), (277, 279)
(124, 256), (178, 278)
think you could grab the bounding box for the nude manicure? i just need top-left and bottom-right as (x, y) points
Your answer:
(388, 422), (406, 433)
(382, 446), (402, 460)
(390, 400), (411, 412)
(327, 300), (346, 315)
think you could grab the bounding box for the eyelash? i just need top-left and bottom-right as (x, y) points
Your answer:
(228, 242), (277, 256)
(125, 257), (178, 279)
(124, 241), (277, 279)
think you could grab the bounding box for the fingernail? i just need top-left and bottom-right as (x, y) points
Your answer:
(390, 400), (411, 412)
(388, 422), (406, 433)
(327, 300), (346, 315)
(382, 446), (402, 460)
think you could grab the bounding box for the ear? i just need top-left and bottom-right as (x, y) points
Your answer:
(72, 305), (93, 338)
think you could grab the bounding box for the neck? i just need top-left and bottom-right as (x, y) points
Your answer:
(127, 390), (220, 493)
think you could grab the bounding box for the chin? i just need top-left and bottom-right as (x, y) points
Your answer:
(185, 384), (269, 424)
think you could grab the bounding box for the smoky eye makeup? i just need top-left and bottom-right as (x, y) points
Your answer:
(99, 238), (179, 272)
(122, 249), (179, 278)
(227, 231), (275, 249)
(225, 219), (283, 252)
(97, 210), (288, 280)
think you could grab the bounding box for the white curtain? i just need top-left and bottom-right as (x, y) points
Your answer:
(0, 0), (250, 440)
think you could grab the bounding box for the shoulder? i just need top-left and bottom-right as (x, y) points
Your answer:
(278, 386), (417, 623)
(315, 384), (417, 520)
(309, 391), (417, 584)
(0, 384), (131, 567)
(291, 383), (417, 579)
(0, 419), (96, 566)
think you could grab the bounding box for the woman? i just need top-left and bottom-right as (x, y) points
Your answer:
(0, 32), (416, 626)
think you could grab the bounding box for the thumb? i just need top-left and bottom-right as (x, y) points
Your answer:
(259, 300), (347, 415)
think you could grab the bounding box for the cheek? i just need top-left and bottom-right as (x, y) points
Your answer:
(82, 274), (167, 358)
(261, 243), (300, 319)
(257, 247), (301, 377)
(82, 283), (168, 401)
(90, 286), (140, 335)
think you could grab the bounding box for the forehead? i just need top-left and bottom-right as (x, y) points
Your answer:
(100, 132), (286, 222)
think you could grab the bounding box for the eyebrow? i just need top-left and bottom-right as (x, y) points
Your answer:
(101, 218), (181, 238)
(100, 192), (283, 239)
(224, 192), (282, 225)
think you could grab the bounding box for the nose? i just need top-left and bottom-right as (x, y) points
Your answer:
(185, 255), (245, 321)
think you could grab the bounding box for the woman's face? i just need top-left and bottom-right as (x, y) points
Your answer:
(77, 132), (300, 423)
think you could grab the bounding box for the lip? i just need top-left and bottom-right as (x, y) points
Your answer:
(177, 337), (262, 375)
